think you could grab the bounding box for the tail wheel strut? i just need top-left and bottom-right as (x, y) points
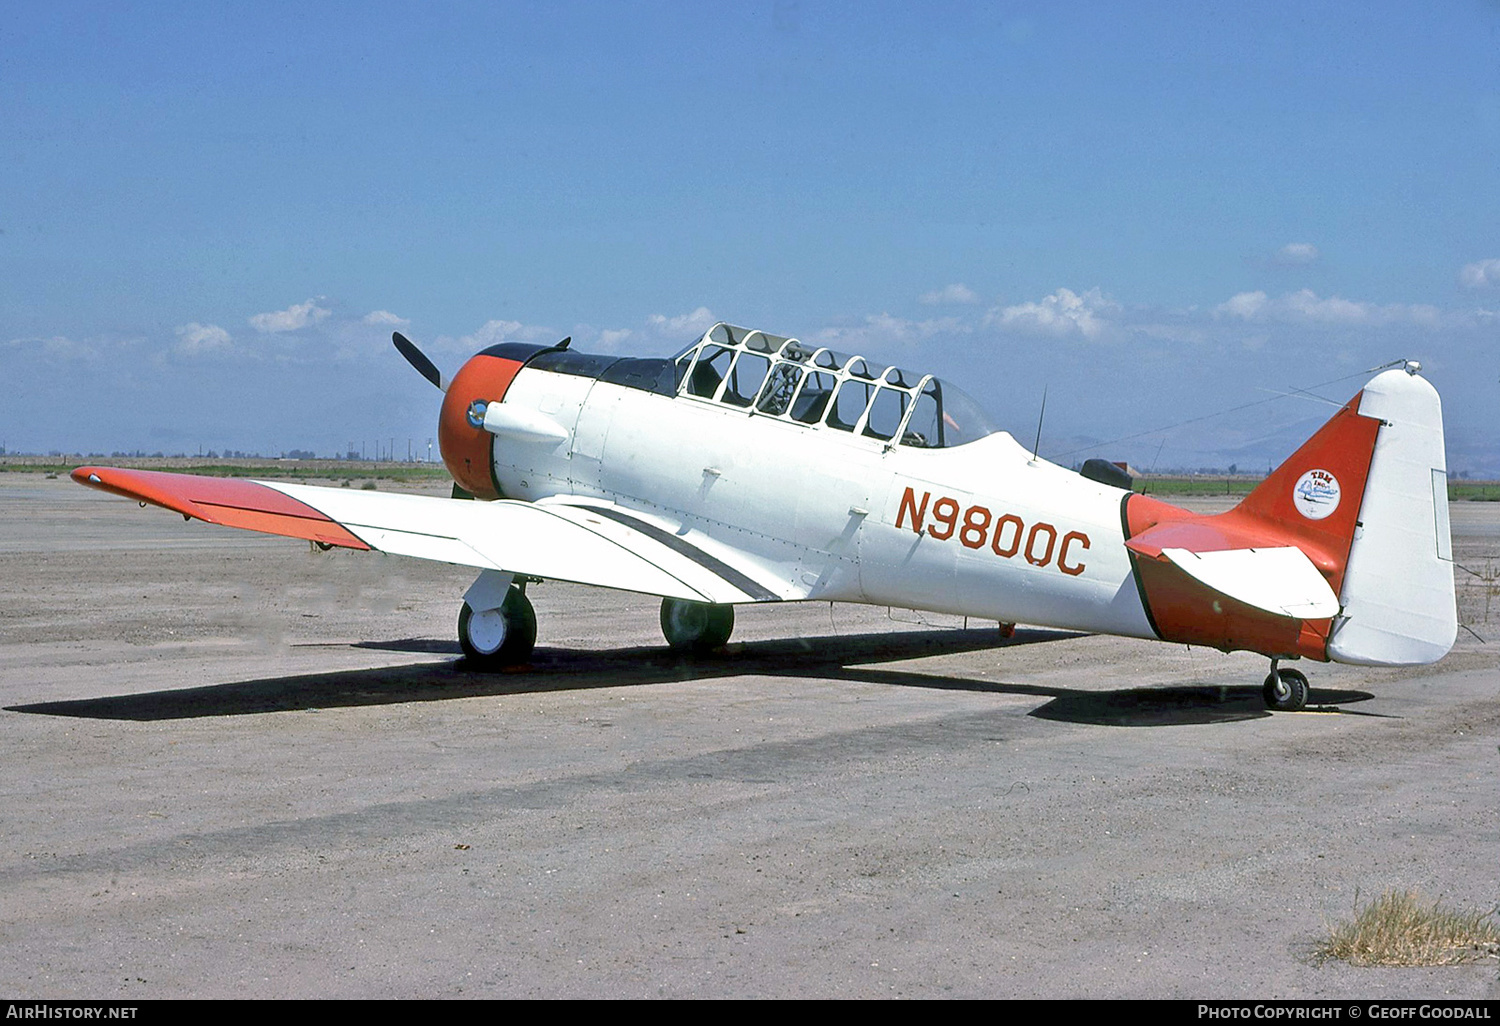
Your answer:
(1262, 659), (1309, 712)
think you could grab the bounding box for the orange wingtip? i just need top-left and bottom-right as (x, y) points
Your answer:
(71, 466), (371, 550)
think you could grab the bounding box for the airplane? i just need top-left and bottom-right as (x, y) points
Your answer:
(72, 322), (1457, 712)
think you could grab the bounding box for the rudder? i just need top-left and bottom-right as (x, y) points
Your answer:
(1326, 368), (1456, 665)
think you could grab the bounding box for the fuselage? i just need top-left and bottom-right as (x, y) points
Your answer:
(430, 323), (1455, 670)
(456, 331), (1159, 642)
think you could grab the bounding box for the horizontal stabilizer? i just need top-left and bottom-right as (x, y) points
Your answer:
(1159, 546), (1340, 619)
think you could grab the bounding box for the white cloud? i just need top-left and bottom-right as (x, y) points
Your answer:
(1215, 288), (1441, 327)
(362, 309), (410, 327)
(1216, 291), (1268, 319)
(1281, 289), (1370, 324)
(1276, 242), (1319, 264)
(5, 335), (99, 358)
(919, 283), (979, 305)
(809, 313), (967, 352)
(596, 328), (634, 351)
(1133, 323), (1209, 346)
(461, 319), (526, 348)
(174, 322), (233, 355)
(249, 298), (330, 333)
(646, 306), (717, 337)
(579, 308), (717, 354)
(447, 318), (563, 352)
(1460, 258), (1500, 289)
(988, 287), (1115, 339)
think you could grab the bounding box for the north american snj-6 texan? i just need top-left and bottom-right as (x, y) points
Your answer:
(73, 322), (1457, 712)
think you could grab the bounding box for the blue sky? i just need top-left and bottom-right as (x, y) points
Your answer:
(4, 1), (1498, 471)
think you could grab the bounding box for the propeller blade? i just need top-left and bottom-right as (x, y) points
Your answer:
(393, 332), (446, 392)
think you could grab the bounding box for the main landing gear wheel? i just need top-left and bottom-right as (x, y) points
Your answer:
(1263, 666), (1310, 712)
(458, 587), (537, 670)
(660, 598), (734, 653)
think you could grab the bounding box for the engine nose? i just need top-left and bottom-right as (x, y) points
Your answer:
(438, 352), (525, 499)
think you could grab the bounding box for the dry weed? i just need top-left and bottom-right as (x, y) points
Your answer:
(1318, 889), (1500, 967)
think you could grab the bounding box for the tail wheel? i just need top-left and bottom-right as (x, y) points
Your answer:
(1263, 667), (1309, 711)
(458, 587), (536, 669)
(660, 598), (734, 653)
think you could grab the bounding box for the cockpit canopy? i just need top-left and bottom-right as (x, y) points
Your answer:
(672, 323), (998, 448)
(495, 321), (1001, 449)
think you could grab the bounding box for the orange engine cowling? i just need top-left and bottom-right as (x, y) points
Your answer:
(437, 353), (526, 499)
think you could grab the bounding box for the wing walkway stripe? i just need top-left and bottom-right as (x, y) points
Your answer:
(581, 506), (780, 602)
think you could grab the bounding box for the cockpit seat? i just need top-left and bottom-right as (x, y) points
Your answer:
(689, 362), (722, 398)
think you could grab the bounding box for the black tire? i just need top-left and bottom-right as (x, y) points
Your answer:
(458, 588), (537, 670)
(1262, 667), (1309, 711)
(660, 598), (734, 653)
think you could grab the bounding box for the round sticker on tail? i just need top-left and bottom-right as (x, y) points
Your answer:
(1293, 469), (1341, 520)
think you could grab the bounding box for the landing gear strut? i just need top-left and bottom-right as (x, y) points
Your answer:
(458, 575), (536, 670)
(660, 598), (734, 653)
(1262, 659), (1309, 712)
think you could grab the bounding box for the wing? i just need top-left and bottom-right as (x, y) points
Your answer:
(71, 467), (785, 604)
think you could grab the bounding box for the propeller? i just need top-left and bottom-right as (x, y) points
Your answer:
(393, 332), (446, 392)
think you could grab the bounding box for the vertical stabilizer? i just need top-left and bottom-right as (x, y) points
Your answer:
(1232, 392), (1381, 584)
(1326, 368), (1456, 665)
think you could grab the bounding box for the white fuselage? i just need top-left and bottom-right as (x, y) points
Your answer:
(490, 367), (1157, 640)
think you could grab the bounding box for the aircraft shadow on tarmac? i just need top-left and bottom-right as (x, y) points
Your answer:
(6, 626), (1376, 727)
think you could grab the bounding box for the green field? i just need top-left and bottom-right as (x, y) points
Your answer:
(0, 456), (452, 486)
(1137, 476), (1500, 501)
(1134, 476), (1261, 497)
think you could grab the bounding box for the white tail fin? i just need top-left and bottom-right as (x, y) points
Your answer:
(1327, 367), (1456, 665)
